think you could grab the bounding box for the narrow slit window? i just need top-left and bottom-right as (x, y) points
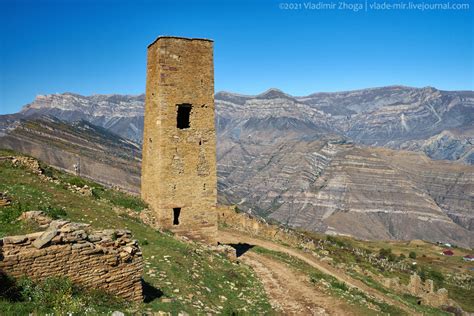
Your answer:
(176, 104), (192, 129)
(173, 207), (181, 225)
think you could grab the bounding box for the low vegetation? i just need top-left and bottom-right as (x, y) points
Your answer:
(1, 150), (472, 314)
(0, 150), (272, 314)
(0, 274), (127, 315)
(252, 246), (406, 315)
(302, 232), (474, 313)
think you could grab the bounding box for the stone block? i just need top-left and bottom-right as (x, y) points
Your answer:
(3, 235), (27, 244)
(32, 229), (58, 249)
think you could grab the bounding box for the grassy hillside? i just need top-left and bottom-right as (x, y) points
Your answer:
(298, 231), (474, 313)
(0, 149), (272, 314)
(1, 149), (473, 315)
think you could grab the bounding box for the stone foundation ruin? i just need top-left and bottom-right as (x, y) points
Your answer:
(383, 273), (450, 308)
(0, 211), (143, 302)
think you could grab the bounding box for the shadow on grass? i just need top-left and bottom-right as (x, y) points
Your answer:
(227, 243), (255, 258)
(0, 271), (21, 301)
(142, 279), (163, 303)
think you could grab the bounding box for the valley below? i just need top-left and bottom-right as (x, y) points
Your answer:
(0, 153), (473, 314)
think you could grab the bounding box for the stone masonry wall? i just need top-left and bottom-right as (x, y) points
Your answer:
(0, 212), (143, 302)
(218, 205), (317, 251)
(382, 274), (451, 309)
(142, 36), (217, 243)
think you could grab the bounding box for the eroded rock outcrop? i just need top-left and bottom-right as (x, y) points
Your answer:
(1, 86), (472, 246)
(220, 139), (473, 247)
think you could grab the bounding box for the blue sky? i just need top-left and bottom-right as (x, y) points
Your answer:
(0, 0), (472, 114)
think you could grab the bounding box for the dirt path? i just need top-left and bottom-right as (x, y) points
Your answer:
(241, 251), (356, 315)
(219, 229), (416, 315)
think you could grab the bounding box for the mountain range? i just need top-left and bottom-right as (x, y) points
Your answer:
(1, 85), (473, 247)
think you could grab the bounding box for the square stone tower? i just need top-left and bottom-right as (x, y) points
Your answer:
(141, 36), (217, 243)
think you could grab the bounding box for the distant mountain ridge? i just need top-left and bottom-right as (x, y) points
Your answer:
(21, 93), (145, 142)
(17, 86), (474, 164)
(1, 85), (473, 247)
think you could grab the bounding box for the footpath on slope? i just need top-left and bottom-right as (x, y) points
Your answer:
(241, 251), (356, 315)
(218, 229), (417, 315)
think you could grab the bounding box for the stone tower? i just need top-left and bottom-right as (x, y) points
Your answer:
(141, 36), (217, 243)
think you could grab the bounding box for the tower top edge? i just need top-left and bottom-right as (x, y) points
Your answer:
(148, 36), (214, 48)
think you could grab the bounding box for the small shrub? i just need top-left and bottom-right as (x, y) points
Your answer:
(399, 253), (406, 260)
(331, 281), (348, 291)
(327, 235), (346, 247)
(409, 251), (417, 259)
(1, 276), (126, 314)
(91, 187), (104, 199)
(387, 253), (397, 262)
(427, 269), (445, 286)
(40, 166), (54, 178)
(109, 194), (147, 212)
(18, 276), (83, 314)
(141, 239), (149, 246)
(419, 268), (427, 281)
(38, 205), (67, 219)
(67, 177), (88, 188)
(378, 248), (392, 259)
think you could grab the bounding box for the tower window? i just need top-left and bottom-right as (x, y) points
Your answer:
(173, 207), (181, 225)
(176, 104), (192, 129)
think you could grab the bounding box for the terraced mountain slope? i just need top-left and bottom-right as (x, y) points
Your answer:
(0, 85), (472, 246)
(14, 86), (474, 164)
(218, 137), (473, 248)
(0, 118), (472, 247)
(0, 117), (141, 192)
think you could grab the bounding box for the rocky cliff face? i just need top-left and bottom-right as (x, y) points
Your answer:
(17, 86), (473, 164)
(0, 117), (141, 192)
(216, 86), (474, 164)
(217, 136), (473, 247)
(20, 93), (145, 143)
(2, 86), (473, 246)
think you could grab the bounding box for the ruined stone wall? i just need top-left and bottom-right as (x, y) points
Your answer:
(142, 36), (217, 243)
(0, 213), (143, 302)
(218, 206), (316, 251)
(382, 274), (450, 308)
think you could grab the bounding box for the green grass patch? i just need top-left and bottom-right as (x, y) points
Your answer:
(0, 152), (273, 314)
(38, 205), (67, 219)
(66, 176), (89, 188)
(445, 284), (474, 313)
(252, 246), (407, 315)
(0, 274), (127, 315)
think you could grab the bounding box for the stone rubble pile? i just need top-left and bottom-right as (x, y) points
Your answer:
(0, 211), (143, 302)
(5, 155), (92, 196)
(66, 183), (93, 196)
(10, 156), (43, 174)
(18, 210), (52, 228)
